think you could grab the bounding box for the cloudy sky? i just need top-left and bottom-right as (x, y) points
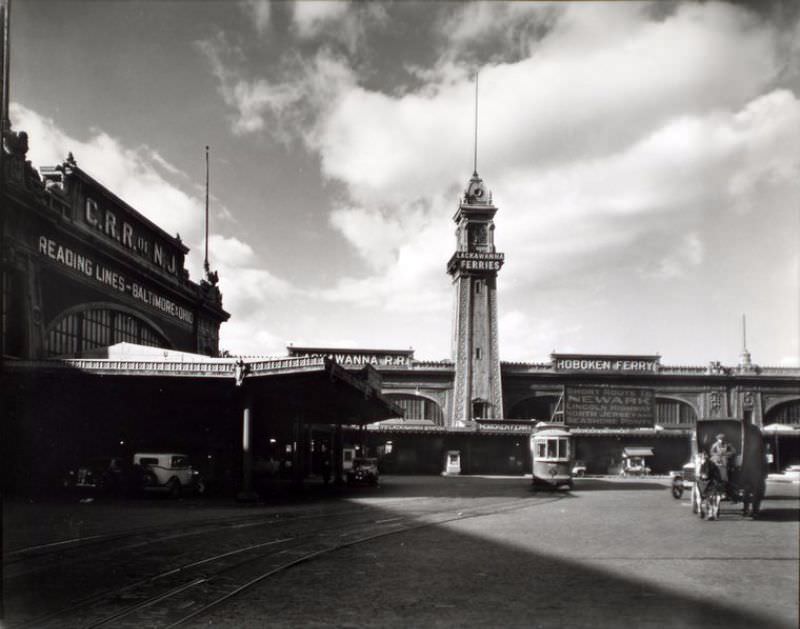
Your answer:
(9, 1), (800, 365)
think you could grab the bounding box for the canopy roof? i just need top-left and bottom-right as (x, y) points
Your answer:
(622, 447), (654, 457)
(6, 352), (404, 426)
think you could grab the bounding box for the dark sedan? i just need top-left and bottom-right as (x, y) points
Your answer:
(62, 456), (145, 496)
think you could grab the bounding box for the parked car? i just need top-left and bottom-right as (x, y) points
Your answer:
(346, 457), (379, 485)
(571, 460), (587, 477)
(773, 464), (800, 482)
(62, 456), (144, 497)
(133, 452), (205, 498)
(784, 464), (800, 477)
(622, 456), (651, 477)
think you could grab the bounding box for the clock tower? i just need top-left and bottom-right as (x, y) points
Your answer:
(447, 171), (505, 425)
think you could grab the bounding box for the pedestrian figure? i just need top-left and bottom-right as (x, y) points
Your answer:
(710, 433), (736, 482)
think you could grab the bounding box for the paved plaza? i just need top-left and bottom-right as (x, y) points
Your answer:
(3, 476), (799, 628)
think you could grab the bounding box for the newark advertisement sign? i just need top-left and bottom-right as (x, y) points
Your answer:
(565, 385), (654, 428)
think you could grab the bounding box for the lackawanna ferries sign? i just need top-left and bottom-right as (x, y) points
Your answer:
(287, 346), (414, 367)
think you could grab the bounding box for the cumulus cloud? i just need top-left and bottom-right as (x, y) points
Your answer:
(291, 1), (388, 55)
(12, 103), (202, 241)
(197, 34), (355, 139)
(200, 1), (798, 362)
(241, 0), (271, 35)
(10, 103), (295, 356)
(292, 1), (349, 39)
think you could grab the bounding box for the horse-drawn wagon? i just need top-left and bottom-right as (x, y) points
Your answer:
(689, 419), (767, 520)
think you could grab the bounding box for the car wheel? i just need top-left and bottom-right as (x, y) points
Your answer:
(671, 483), (683, 499)
(195, 477), (206, 495)
(167, 478), (181, 499)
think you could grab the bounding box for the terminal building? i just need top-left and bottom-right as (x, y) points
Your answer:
(1, 143), (229, 360)
(2, 79), (798, 493)
(288, 171), (800, 476)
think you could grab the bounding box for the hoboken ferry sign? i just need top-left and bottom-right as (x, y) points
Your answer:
(552, 353), (660, 373)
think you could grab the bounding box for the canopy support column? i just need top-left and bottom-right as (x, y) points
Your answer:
(237, 389), (258, 502)
(334, 423), (344, 486)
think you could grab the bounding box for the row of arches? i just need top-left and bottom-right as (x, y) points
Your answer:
(45, 303), (170, 357)
(384, 393), (800, 427)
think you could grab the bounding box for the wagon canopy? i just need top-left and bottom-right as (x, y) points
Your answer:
(622, 447), (654, 458)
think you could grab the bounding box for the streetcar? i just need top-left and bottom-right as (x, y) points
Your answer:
(530, 425), (574, 490)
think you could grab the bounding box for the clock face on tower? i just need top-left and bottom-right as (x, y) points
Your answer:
(467, 179), (488, 203)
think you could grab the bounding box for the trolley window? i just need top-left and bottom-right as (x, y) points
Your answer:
(536, 437), (569, 460)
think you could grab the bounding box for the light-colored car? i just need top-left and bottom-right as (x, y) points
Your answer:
(767, 465), (800, 483)
(133, 452), (204, 497)
(571, 460), (587, 477)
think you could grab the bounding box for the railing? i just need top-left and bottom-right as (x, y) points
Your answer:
(247, 356), (326, 374)
(62, 358), (235, 377)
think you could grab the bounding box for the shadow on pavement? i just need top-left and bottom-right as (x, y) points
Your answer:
(4, 478), (798, 629)
(570, 479), (667, 491)
(753, 508), (800, 522)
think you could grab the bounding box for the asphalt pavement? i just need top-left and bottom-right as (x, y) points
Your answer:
(3, 476), (798, 628)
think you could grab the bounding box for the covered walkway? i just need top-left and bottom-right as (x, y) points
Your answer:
(2, 345), (403, 497)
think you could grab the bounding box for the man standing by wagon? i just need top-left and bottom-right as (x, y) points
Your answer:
(710, 432), (737, 492)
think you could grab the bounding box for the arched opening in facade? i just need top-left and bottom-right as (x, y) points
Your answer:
(45, 304), (170, 357)
(765, 399), (800, 426)
(655, 397), (697, 427)
(472, 398), (490, 420)
(385, 393), (444, 425)
(507, 395), (561, 421)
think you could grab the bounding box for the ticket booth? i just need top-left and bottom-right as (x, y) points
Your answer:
(443, 450), (461, 476)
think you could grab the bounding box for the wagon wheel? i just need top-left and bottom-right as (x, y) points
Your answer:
(691, 484), (699, 514)
(167, 478), (182, 499)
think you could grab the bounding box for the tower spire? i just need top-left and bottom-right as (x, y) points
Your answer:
(473, 71), (479, 177)
(742, 314), (747, 352)
(740, 313), (752, 369)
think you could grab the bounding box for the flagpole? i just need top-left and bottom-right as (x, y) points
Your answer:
(204, 145), (210, 276)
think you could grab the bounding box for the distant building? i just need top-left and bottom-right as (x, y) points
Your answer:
(289, 172), (800, 475)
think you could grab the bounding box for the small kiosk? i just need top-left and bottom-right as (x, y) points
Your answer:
(443, 450), (462, 476)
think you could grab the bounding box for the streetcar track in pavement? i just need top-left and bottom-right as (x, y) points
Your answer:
(137, 496), (565, 628)
(3, 504), (376, 575)
(5, 494), (564, 628)
(164, 496), (567, 628)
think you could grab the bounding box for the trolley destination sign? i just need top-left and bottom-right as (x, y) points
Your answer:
(564, 384), (654, 428)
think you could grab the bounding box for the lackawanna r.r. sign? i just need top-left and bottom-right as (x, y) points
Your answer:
(565, 385), (654, 428)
